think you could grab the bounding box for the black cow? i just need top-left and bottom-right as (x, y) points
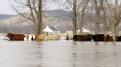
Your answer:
(92, 34), (104, 41)
(92, 34), (115, 41)
(116, 35), (121, 41)
(73, 34), (92, 41)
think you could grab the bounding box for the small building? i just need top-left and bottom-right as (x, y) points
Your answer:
(43, 26), (55, 35)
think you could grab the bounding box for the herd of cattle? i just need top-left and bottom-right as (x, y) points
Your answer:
(73, 34), (121, 41)
(6, 33), (121, 42)
(6, 33), (68, 41)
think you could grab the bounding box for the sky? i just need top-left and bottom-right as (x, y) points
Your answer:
(0, 0), (119, 15)
(0, 0), (60, 15)
(0, 0), (15, 14)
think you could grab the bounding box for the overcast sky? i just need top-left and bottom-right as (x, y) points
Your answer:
(0, 0), (120, 15)
(0, 0), (60, 15)
(0, 0), (15, 14)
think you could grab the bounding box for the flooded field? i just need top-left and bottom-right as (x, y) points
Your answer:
(0, 40), (121, 67)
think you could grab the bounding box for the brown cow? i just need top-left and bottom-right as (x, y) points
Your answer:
(7, 33), (25, 41)
(105, 35), (114, 41)
(35, 34), (46, 41)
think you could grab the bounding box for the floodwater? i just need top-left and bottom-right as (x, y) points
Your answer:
(0, 40), (121, 67)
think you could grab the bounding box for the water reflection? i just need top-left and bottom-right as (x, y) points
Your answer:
(0, 40), (121, 67)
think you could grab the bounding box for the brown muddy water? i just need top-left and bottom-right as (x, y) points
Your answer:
(0, 40), (121, 67)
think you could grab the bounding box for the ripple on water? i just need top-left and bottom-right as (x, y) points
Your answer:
(0, 40), (121, 67)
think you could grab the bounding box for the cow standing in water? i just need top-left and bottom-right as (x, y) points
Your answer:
(7, 33), (25, 41)
(92, 34), (114, 41)
(92, 34), (104, 41)
(31, 35), (35, 41)
(73, 34), (92, 41)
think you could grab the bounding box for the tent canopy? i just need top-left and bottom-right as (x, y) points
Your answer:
(43, 26), (54, 32)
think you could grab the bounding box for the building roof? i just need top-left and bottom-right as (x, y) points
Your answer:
(43, 26), (54, 32)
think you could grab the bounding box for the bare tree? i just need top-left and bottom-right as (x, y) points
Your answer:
(93, 0), (101, 34)
(58, 0), (90, 36)
(63, 0), (78, 36)
(100, 0), (110, 40)
(79, 0), (89, 33)
(12, 0), (43, 35)
(106, 0), (121, 40)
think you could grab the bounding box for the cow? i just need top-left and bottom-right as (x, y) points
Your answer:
(105, 35), (114, 41)
(31, 35), (35, 41)
(92, 34), (104, 41)
(116, 35), (121, 41)
(46, 35), (59, 40)
(24, 34), (36, 41)
(35, 34), (47, 41)
(73, 34), (92, 41)
(92, 34), (114, 41)
(7, 33), (25, 41)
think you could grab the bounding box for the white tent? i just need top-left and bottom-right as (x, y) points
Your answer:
(43, 26), (54, 32)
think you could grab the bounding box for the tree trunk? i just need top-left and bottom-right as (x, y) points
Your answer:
(80, 13), (84, 33)
(72, 0), (77, 36)
(37, 0), (42, 35)
(94, 0), (100, 34)
(95, 11), (100, 34)
(102, 6), (108, 41)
